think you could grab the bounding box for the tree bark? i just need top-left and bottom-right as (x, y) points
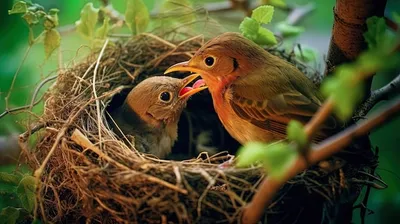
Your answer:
(325, 0), (387, 97)
(324, 0), (387, 223)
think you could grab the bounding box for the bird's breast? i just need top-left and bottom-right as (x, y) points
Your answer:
(207, 91), (272, 144)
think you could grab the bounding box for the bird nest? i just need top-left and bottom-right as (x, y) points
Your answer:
(20, 33), (375, 223)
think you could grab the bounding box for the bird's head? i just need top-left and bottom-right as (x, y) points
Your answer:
(125, 75), (206, 128)
(164, 32), (268, 92)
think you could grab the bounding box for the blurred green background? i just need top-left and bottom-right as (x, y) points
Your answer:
(0, 0), (399, 223)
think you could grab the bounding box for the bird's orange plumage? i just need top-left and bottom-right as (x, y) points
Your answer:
(165, 32), (339, 144)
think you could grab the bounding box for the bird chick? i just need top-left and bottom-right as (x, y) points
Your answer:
(109, 75), (207, 158)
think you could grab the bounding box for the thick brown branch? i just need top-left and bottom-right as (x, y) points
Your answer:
(355, 74), (400, 118)
(241, 98), (400, 224)
(325, 0), (387, 95)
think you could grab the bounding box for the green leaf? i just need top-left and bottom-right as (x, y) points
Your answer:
(0, 172), (21, 194)
(43, 9), (59, 30)
(0, 173), (21, 185)
(125, 0), (150, 35)
(251, 5), (274, 24)
(44, 29), (61, 59)
(276, 21), (304, 37)
(321, 66), (364, 121)
(16, 176), (36, 213)
(236, 142), (298, 180)
(22, 11), (39, 25)
(95, 17), (110, 39)
(75, 3), (99, 39)
(255, 27), (277, 45)
(287, 120), (307, 148)
(364, 16), (387, 50)
(8, 1), (27, 15)
(0, 207), (20, 224)
(239, 17), (260, 40)
(294, 46), (317, 62)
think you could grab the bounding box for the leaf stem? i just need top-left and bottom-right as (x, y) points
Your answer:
(4, 46), (32, 111)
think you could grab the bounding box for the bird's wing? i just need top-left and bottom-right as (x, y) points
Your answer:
(229, 69), (337, 142)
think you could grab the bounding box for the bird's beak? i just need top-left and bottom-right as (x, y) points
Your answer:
(164, 61), (206, 75)
(178, 73), (208, 99)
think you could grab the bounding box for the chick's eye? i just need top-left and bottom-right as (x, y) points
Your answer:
(159, 92), (171, 102)
(204, 56), (215, 67)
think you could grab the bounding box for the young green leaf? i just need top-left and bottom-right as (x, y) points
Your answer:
(255, 27), (277, 45)
(125, 0), (150, 35)
(0, 207), (20, 224)
(0, 172), (21, 194)
(44, 9), (59, 30)
(321, 65), (364, 121)
(8, 1), (27, 15)
(276, 21), (304, 38)
(75, 3), (99, 39)
(95, 17), (110, 40)
(236, 142), (298, 180)
(287, 120), (307, 148)
(239, 17), (260, 40)
(0, 173), (21, 185)
(251, 5), (274, 24)
(364, 16), (388, 51)
(44, 29), (61, 59)
(16, 176), (36, 213)
(22, 11), (39, 25)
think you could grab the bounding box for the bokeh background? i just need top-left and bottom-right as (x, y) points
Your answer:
(0, 0), (399, 222)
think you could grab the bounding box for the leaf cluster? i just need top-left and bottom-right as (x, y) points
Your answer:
(0, 172), (37, 224)
(9, 1), (60, 58)
(239, 5), (277, 46)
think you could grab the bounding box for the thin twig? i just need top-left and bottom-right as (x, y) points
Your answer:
(0, 75), (58, 119)
(355, 74), (400, 119)
(5, 46), (32, 110)
(92, 38), (110, 150)
(242, 99), (400, 224)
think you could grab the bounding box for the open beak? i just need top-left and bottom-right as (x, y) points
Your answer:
(178, 73), (208, 99)
(164, 61), (206, 75)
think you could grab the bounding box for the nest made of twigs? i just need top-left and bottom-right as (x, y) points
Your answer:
(20, 33), (374, 224)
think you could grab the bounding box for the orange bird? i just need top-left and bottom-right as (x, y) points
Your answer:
(165, 32), (338, 144)
(109, 75), (206, 158)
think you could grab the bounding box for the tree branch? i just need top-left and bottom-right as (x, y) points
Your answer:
(241, 98), (400, 224)
(325, 0), (387, 96)
(355, 74), (400, 118)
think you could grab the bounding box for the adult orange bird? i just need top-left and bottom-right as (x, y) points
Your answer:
(165, 32), (338, 144)
(108, 75), (206, 158)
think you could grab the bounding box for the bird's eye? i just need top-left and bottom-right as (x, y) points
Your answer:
(159, 91), (172, 102)
(204, 56), (215, 67)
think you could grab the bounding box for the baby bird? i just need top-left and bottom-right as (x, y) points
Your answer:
(109, 75), (206, 158)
